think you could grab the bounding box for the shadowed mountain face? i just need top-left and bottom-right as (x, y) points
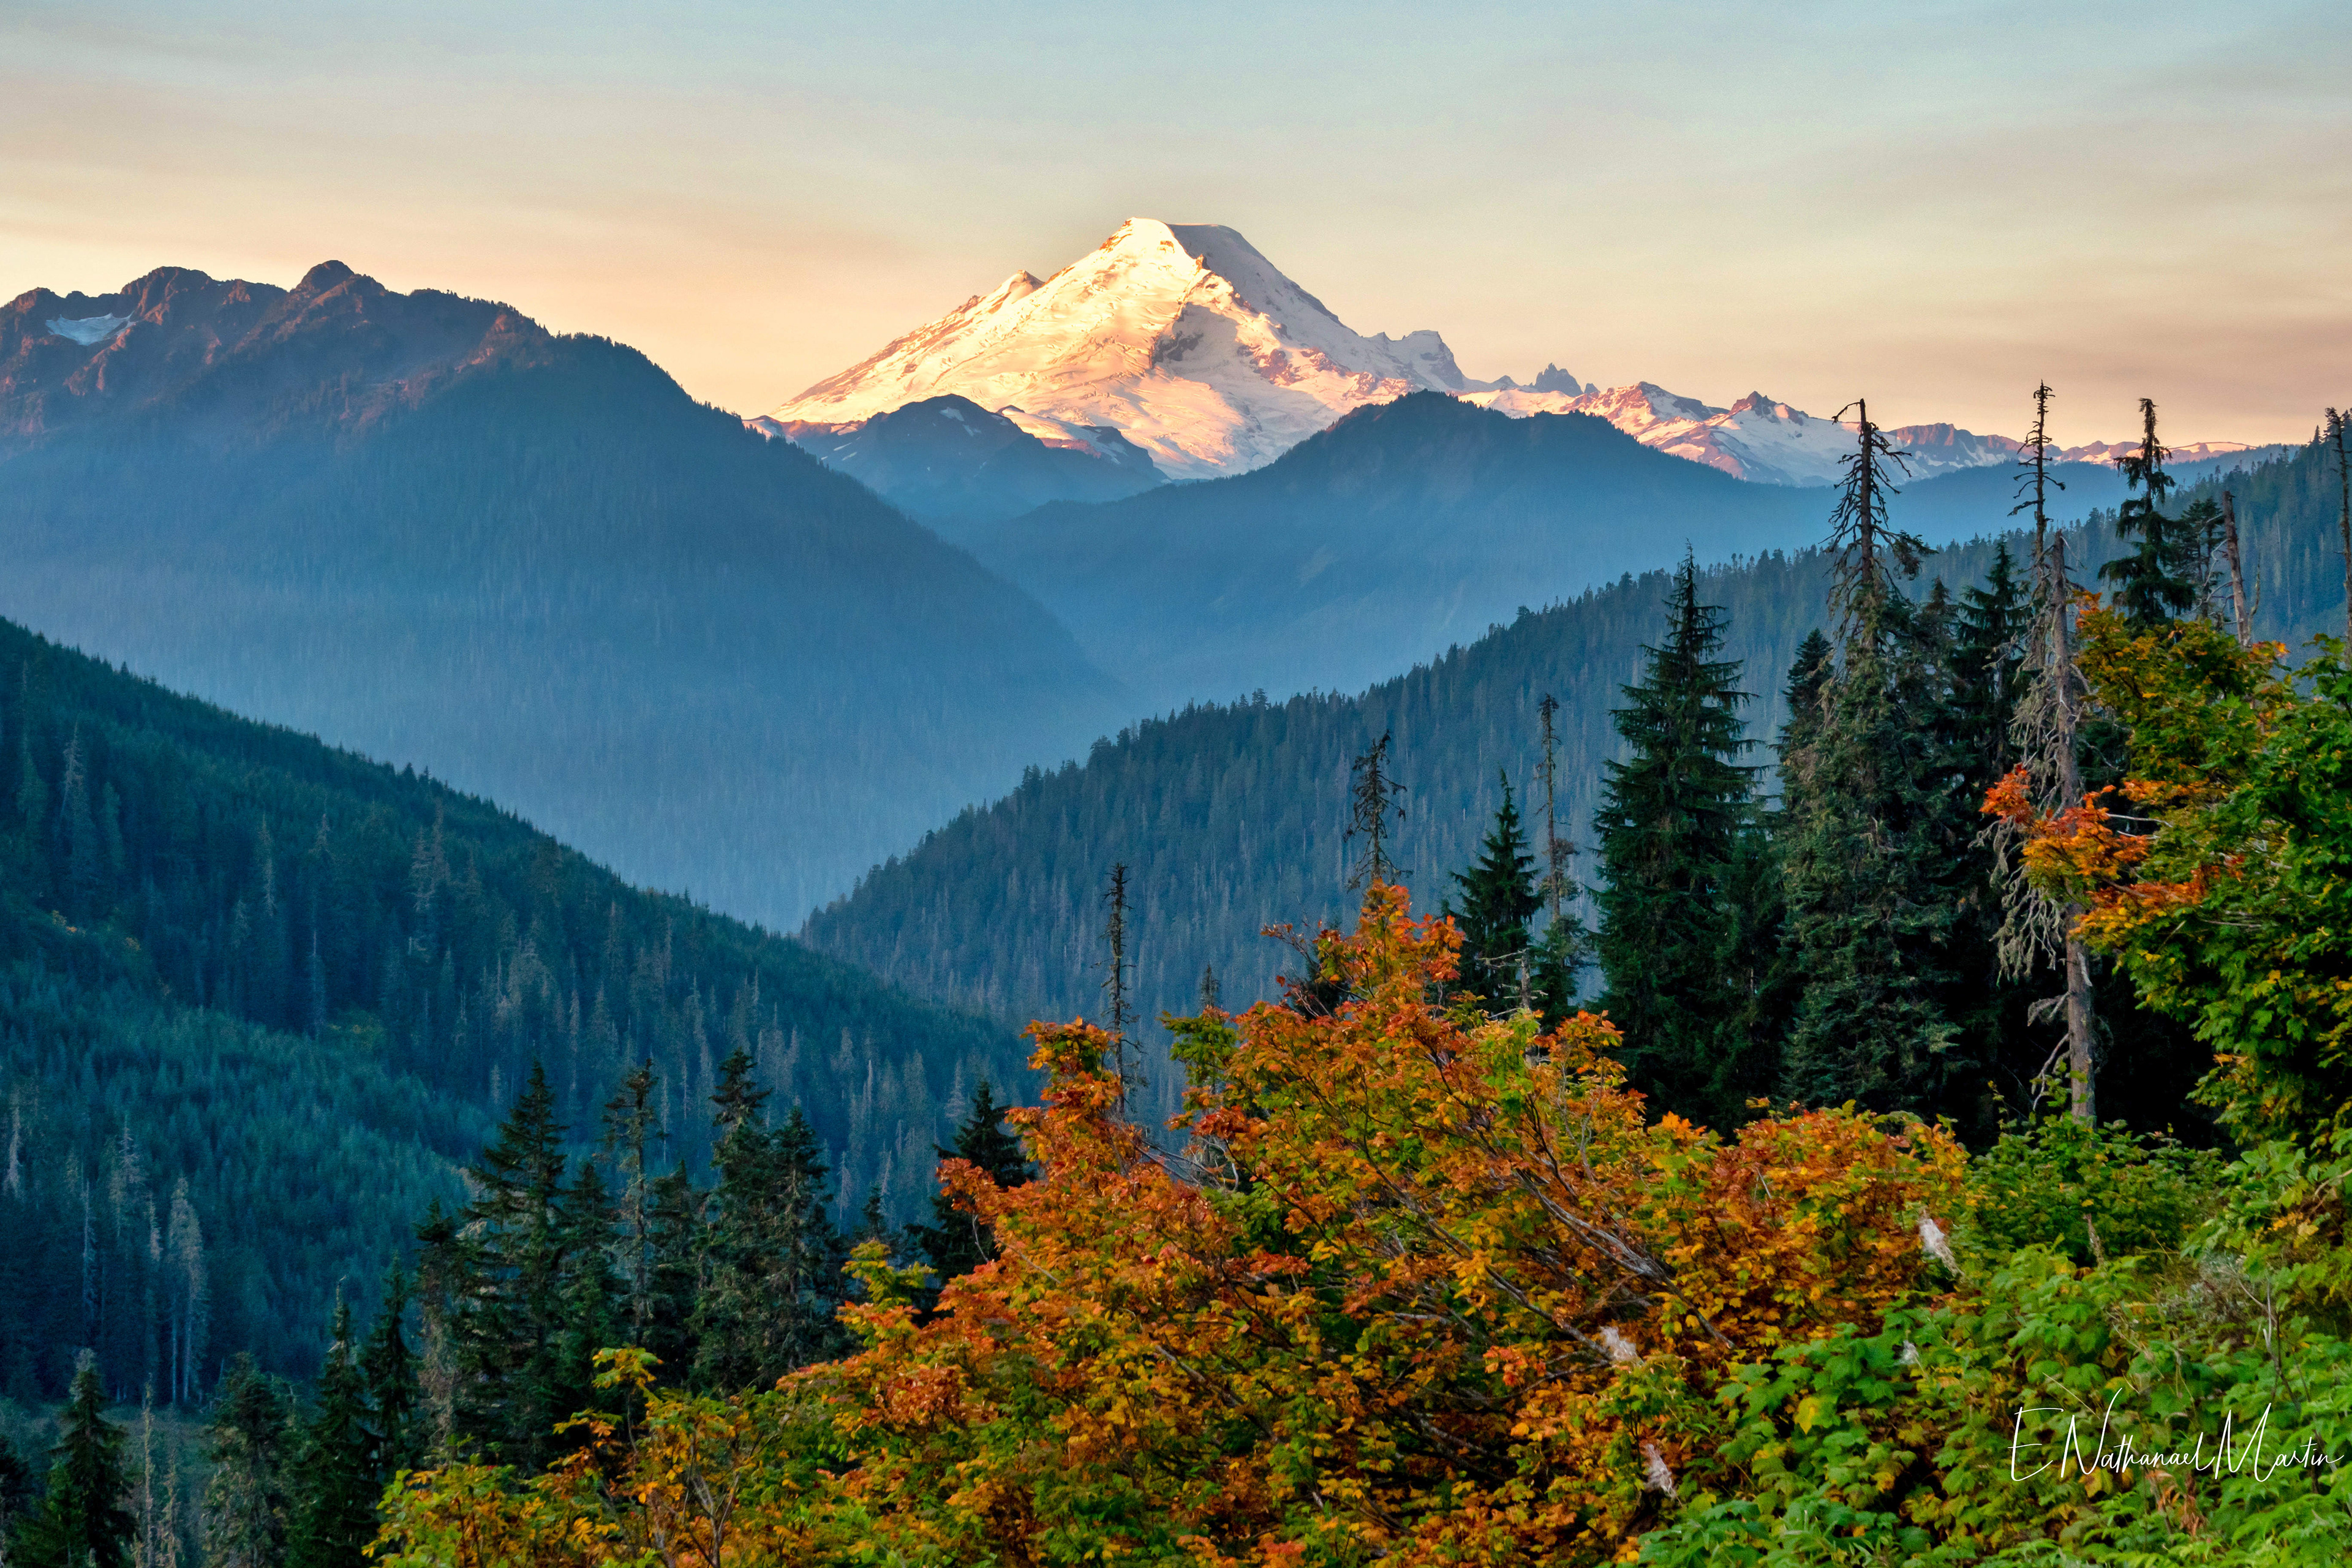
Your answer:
(756, 393), (1163, 537)
(0, 263), (1123, 925)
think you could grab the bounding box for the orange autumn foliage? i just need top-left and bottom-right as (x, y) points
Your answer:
(380, 886), (1961, 1568)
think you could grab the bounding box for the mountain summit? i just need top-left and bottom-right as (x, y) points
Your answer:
(769, 218), (1483, 479)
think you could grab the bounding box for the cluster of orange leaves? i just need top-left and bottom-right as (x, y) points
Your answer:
(1981, 598), (2286, 952)
(379, 886), (1962, 1568)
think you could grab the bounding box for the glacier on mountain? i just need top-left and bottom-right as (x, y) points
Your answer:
(47, 313), (133, 346)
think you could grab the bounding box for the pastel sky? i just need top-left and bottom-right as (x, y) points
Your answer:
(5, 0), (2345, 445)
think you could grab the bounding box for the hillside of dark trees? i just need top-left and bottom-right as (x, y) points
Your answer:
(0, 610), (1026, 1403)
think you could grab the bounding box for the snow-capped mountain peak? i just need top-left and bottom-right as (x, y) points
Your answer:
(766, 217), (2264, 491)
(769, 217), (1482, 478)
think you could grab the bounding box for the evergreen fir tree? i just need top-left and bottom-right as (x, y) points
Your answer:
(909, 1082), (1031, 1283)
(287, 1305), (375, 1568)
(200, 1354), (293, 1568)
(1446, 775), (1543, 1011)
(598, 1061), (666, 1355)
(2098, 398), (2196, 627)
(550, 1159), (622, 1424)
(638, 1162), (702, 1380)
(358, 1265), (419, 1479)
(443, 1061), (585, 1468)
(1778, 405), (1962, 1115)
(1592, 554), (1761, 1124)
(692, 1054), (843, 1390)
(15, 1359), (134, 1568)
(1947, 543), (2027, 794)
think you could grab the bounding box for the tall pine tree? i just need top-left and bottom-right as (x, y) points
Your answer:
(1593, 554), (1763, 1125)
(16, 1359), (134, 1568)
(1777, 405), (1962, 1114)
(288, 1304), (376, 1568)
(200, 1355), (293, 1568)
(691, 1052), (844, 1390)
(1446, 775), (1544, 1011)
(2098, 398), (2196, 627)
(359, 1265), (420, 1479)
(420, 1061), (603, 1469)
(910, 1082), (1032, 1284)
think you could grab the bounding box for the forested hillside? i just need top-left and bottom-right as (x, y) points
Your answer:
(0, 263), (1122, 926)
(805, 434), (2339, 1128)
(0, 612), (1025, 1403)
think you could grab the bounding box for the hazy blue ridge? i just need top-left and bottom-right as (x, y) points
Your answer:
(0, 609), (1029, 1401)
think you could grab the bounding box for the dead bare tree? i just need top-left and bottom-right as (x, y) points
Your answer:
(1536, 694), (1573, 921)
(1994, 382), (2097, 1123)
(2220, 488), (2254, 647)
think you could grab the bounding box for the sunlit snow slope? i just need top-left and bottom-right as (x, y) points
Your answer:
(769, 219), (1483, 479)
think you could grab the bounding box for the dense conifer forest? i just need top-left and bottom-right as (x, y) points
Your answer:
(0, 612), (1027, 1408)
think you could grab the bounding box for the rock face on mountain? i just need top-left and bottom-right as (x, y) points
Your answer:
(755, 394), (1163, 534)
(0, 263), (1122, 925)
(767, 219), (1485, 480)
(1, 262), (556, 451)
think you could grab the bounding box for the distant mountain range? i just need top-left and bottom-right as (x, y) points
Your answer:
(1464, 383), (2272, 488)
(760, 216), (2268, 505)
(946, 391), (2286, 712)
(1, 262), (1124, 924)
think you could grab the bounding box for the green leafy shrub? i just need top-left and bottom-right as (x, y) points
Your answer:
(1966, 1112), (2223, 1267)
